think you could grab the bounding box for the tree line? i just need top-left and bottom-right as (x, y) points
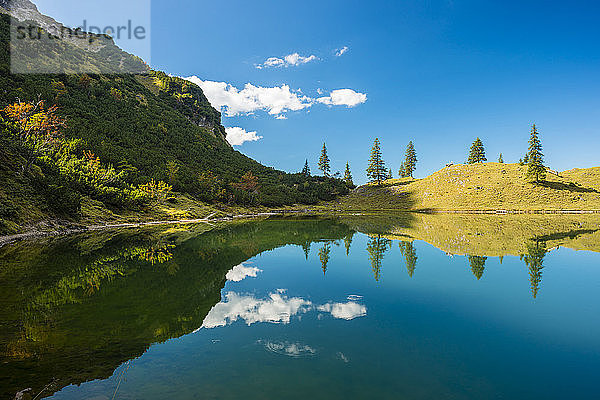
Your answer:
(466, 124), (546, 183)
(307, 123), (546, 186)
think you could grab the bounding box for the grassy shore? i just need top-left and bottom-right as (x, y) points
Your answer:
(326, 163), (600, 212)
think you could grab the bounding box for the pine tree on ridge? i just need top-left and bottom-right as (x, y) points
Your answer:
(467, 138), (487, 164)
(302, 159), (311, 176)
(525, 124), (546, 183)
(404, 141), (417, 177)
(366, 138), (387, 184)
(318, 143), (331, 176)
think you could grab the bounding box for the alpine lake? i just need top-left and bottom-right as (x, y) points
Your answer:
(1, 214), (599, 399)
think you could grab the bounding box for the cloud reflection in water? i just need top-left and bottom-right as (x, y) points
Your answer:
(200, 291), (367, 330)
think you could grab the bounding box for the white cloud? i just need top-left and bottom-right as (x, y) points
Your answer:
(317, 301), (367, 320)
(184, 77), (367, 121)
(335, 46), (349, 57)
(225, 127), (263, 146)
(317, 89), (367, 107)
(225, 263), (262, 282)
(185, 76), (313, 117)
(257, 52), (318, 69)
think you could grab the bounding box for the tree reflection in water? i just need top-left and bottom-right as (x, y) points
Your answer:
(521, 240), (548, 299)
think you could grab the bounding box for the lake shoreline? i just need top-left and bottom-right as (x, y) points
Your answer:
(2, 207), (600, 248)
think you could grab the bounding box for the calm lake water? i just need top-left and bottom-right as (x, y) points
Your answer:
(1, 215), (599, 399)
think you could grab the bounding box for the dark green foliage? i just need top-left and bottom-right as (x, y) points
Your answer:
(468, 255), (487, 280)
(468, 138), (487, 164)
(0, 14), (349, 210)
(526, 124), (546, 183)
(367, 138), (387, 184)
(344, 162), (354, 186)
(403, 141), (417, 177)
(398, 162), (406, 178)
(302, 159), (311, 177)
(318, 143), (331, 176)
(30, 163), (82, 215)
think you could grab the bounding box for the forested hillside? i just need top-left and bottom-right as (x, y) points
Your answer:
(0, 8), (349, 234)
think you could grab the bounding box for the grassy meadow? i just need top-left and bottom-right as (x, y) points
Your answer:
(328, 163), (600, 212)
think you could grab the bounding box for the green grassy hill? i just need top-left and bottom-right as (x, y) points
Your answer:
(330, 163), (600, 212)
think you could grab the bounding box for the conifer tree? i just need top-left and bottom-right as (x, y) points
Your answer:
(467, 138), (487, 164)
(343, 162), (354, 186)
(525, 124), (546, 183)
(398, 162), (406, 178)
(498, 153), (504, 163)
(302, 159), (311, 176)
(404, 141), (417, 177)
(318, 143), (331, 176)
(387, 168), (393, 180)
(366, 138), (387, 184)
(523, 152), (529, 164)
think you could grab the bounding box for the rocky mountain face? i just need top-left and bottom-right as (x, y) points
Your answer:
(1, 0), (148, 73)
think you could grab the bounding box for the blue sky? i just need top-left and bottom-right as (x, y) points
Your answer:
(36, 0), (600, 183)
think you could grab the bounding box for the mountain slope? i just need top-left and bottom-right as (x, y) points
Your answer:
(0, 5), (349, 234)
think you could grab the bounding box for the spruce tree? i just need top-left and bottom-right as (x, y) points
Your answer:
(387, 168), (393, 180)
(343, 162), (353, 186)
(366, 138), (387, 184)
(398, 162), (406, 178)
(318, 143), (331, 176)
(302, 159), (311, 176)
(467, 138), (487, 164)
(498, 153), (504, 163)
(525, 124), (546, 183)
(404, 141), (417, 177)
